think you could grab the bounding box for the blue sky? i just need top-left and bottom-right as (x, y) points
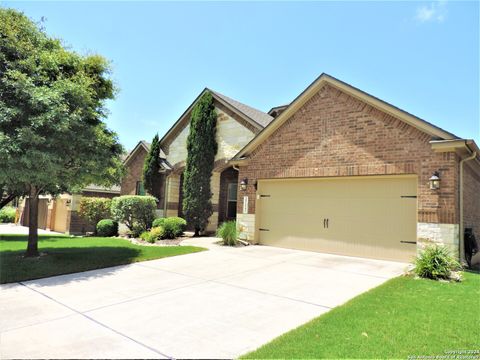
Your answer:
(4, 1), (479, 149)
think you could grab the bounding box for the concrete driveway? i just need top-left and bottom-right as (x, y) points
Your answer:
(0, 238), (407, 359)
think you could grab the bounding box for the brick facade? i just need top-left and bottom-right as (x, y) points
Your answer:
(121, 147), (148, 195)
(236, 83), (468, 257)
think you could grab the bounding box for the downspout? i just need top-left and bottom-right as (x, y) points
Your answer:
(163, 176), (169, 217)
(459, 149), (477, 263)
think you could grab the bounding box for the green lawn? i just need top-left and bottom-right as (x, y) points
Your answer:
(243, 272), (480, 359)
(0, 234), (205, 284)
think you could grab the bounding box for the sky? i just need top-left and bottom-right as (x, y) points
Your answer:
(3, 1), (479, 150)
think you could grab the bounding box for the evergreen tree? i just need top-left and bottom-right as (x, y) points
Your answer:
(143, 134), (163, 204)
(182, 91), (218, 235)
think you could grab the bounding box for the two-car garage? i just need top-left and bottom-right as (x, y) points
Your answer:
(256, 176), (418, 262)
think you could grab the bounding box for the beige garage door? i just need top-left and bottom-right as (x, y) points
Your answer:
(257, 176), (417, 262)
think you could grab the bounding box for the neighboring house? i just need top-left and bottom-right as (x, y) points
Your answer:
(18, 184), (120, 234)
(122, 73), (479, 263)
(122, 88), (274, 232)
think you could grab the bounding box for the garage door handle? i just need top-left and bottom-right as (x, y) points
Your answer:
(400, 241), (417, 244)
(259, 228), (270, 231)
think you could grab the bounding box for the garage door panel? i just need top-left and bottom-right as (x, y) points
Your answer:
(258, 177), (417, 262)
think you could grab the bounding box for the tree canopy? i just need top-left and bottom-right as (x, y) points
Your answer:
(0, 8), (124, 255)
(182, 91), (218, 235)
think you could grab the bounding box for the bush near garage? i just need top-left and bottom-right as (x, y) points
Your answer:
(111, 195), (157, 236)
(96, 219), (118, 237)
(217, 221), (237, 246)
(152, 217), (187, 239)
(0, 206), (16, 223)
(414, 244), (462, 281)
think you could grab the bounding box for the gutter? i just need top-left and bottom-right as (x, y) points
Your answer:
(459, 148), (477, 263)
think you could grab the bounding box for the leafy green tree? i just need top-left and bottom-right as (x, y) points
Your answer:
(182, 91), (218, 236)
(0, 8), (124, 256)
(143, 134), (164, 205)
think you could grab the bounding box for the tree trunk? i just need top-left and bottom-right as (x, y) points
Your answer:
(25, 188), (39, 257)
(194, 228), (200, 237)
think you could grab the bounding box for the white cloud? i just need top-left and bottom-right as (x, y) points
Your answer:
(415, 1), (448, 23)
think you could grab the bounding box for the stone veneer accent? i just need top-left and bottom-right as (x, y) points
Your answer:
(237, 213), (256, 242)
(165, 171), (220, 233)
(417, 223), (459, 259)
(205, 172), (221, 232)
(162, 99), (257, 232)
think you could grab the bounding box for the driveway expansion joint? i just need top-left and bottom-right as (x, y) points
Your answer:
(18, 282), (174, 359)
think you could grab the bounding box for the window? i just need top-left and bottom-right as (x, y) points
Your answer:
(135, 181), (145, 195)
(226, 183), (238, 219)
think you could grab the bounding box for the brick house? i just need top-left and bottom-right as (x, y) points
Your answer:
(121, 88), (274, 232)
(123, 74), (479, 263)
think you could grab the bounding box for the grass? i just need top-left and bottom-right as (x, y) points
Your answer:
(0, 234), (206, 284)
(243, 272), (480, 359)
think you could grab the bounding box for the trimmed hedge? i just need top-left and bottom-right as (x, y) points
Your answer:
(111, 195), (157, 236)
(78, 197), (112, 232)
(152, 217), (187, 239)
(0, 206), (16, 223)
(96, 219), (118, 237)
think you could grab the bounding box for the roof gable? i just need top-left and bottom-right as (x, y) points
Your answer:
(233, 73), (457, 161)
(160, 88), (273, 148)
(123, 140), (150, 165)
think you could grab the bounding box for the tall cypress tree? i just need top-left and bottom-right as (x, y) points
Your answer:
(143, 134), (163, 203)
(182, 91), (218, 235)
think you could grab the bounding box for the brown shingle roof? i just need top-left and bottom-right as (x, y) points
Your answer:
(209, 89), (274, 128)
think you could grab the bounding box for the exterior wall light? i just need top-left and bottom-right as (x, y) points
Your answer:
(240, 178), (248, 191)
(429, 171), (441, 190)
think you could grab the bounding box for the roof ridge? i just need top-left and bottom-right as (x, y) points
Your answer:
(208, 88), (274, 128)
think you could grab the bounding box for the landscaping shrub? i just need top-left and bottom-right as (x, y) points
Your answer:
(131, 223), (145, 238)
(79, 197), (112, 233)
(140, 226), (165, 243)
(217, 221), (237, 246)
(414, 244), (461, 281)
(0, 206), (16, 223)
(96, 219), (118, 237)
(111, 195), (156, 236)
(153, 217), (187, 239)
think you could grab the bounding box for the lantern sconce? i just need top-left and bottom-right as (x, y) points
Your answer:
(429, 171), (441, 190)
(65, 199), (72, 206)
(240, 178), (248, 191)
